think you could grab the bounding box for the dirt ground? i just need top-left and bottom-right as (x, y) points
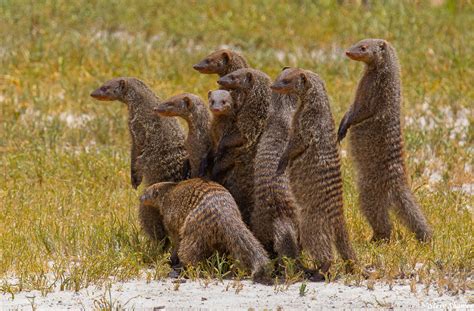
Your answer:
(1, 278), (471, 310)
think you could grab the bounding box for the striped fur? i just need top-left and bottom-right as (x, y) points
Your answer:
(91, 78), (188, 242)
(140, 179), (271, 282)
(340, 39), (432, 242)
(272, 68), (357, 278)
(213, 69), (273, 225)
(251, 86), (299, 259)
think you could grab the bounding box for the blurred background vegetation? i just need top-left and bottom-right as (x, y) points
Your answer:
(0, 0), (472, 293)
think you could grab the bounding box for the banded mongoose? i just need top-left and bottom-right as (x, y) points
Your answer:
(140, 178), (272, 283)
(250, 68), (300, 260)
(154, 93), (212, 178)
(337, 38), (433, 242)
(214, 68), (273, 224)
(272, 68), (357, 280)
(206, 90), (242, 177)
(90, 78), (188, 241)
(193, 49), (249, 77)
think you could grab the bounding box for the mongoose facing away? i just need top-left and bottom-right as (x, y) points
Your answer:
(214, 68), (273, 224)
(337, 38), (433, 242)
(272, 68), (357, 280)
(140, 178), (271, 283)
(193, 49), (249, 77)
(251, 68), (300, 260)
(154, 93), (212, 178)
(90, 78), (188, 241)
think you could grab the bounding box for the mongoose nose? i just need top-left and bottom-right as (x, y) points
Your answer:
(345, 51), (352, 57)
(193, 63), (204, 71)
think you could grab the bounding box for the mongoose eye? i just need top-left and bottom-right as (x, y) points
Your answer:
(100, 86), (108, 92)
(360, 45), (367, 52)
(281, 79), (290, 84)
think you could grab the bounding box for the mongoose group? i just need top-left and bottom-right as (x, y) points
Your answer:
(90, 38), (433, 284)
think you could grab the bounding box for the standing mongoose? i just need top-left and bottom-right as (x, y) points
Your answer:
(193, 49), (249, 77)
(214, 68), (273, 224)
(337, 38), (433, 242)
(140, 178), (272, 283)
(90, 78), (188, 241)
(250, 68), (300, 260)
(154, 93), (212, 178)
(272, 68), (357, 280)
(206, 90), (243, 178)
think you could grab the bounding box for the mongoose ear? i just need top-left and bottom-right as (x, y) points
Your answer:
(183, 96), (193, 109)
(246, 72), (253, 83)
(379, 40), (387, 51)
(282, 66), (291, 71)
(118, 78), (127, 90)
(299, 72), (308, 85)
(207, 90), (212, 99)
(222, 51), (230, 64)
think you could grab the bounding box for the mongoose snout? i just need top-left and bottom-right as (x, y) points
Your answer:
(90, 78), (127, 101)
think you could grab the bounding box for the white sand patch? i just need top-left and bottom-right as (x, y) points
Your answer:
(0, 279), (471, 310)
(58, 112), (94, 129)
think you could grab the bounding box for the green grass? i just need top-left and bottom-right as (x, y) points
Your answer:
(1, 0), (473, 295)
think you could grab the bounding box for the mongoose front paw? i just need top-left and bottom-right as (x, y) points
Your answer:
(276, 158), (288, 176)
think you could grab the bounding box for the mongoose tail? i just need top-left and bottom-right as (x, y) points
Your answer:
(193, 49), (249, 77)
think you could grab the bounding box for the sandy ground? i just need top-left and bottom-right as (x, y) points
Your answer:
(1, 278), (471, 310)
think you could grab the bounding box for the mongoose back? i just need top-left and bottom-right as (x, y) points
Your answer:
(251, 68), (300, 259)
(91, 78), (188, 241)
(337, 38), (433, 242)
(193, 49), (249, 77)
(272, 68), (357, 280)
(154, 93), (212, 178)
(140, 178), (271, 283)
(214, 68), (273, 224)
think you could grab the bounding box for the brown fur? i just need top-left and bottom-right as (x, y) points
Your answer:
(154, 93), (212, 178)
(214, 68), (273, 224)
(251, 69), (300, 259)
(193, 49), (249, 77)
(90, 78), (187, 241)
(207, 90), (243, 178)
(338, 38), (433, 242)
(272, 68), (357, 279)
(140, 178), (271, 282)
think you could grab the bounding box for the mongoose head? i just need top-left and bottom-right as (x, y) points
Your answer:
(193, 49), (247, 76)
(140, 182), (176, 207)
(90, 78), (128, 102)
(217, 68), (262, 90)
(153, 93), (204, 119)
(208, 90), (234, 116)
(270, 67), (309, 95)
(345, 39), (390, 65)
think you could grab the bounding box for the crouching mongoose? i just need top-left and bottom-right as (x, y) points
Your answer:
(140, 178), (272, 283)
(272, 68), (357, 280)
(337, 38), (433, 242)
(90, 78), (188, 241)
(154, 93), (212, 178)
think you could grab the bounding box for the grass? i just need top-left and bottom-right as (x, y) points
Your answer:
(0, 0), (473, 296)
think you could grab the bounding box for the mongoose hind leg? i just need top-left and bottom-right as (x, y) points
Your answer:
(334, 217), (357, 272)
(178, 234), (213, 267)
(392, 186), (433, 242)
(273, 217), (299, 259)
(359, 186), (392, 242)
(298, 212), (333, 280)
